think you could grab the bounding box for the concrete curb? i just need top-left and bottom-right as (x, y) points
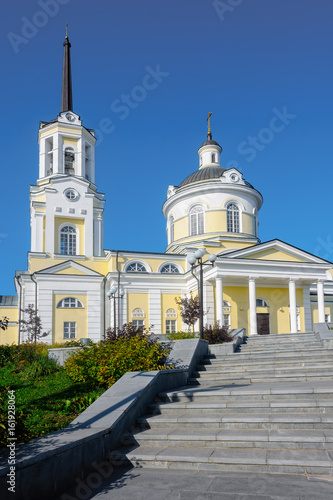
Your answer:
(0, 339), (208, 500)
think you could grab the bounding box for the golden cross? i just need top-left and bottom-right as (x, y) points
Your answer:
(206, 112), (213, 135)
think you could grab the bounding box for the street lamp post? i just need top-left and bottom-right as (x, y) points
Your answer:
(187, 249), (217, 339)
(106, 286), (123, 331)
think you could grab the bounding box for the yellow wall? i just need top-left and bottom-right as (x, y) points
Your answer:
(161, 293), (181, 333)
(242, 213), (255, 235)
(311, 299), (333, 323)
(244, 249), (304, 262)
(214, 286), (305, 334)
(53, 294), (87, 343)
(0, 307), (18, 345)
(54, 217), (85, 255)
(127, 293), (149, 327)
(205, 211), (227, 233)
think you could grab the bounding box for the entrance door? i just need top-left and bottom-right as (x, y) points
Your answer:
(257, 313), (270, 335)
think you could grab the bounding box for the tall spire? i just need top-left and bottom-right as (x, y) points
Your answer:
(61, 23), (73, 112)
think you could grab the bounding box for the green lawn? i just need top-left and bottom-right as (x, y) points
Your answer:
(0, 348), (104, 449)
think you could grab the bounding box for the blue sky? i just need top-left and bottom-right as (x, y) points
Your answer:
(0, 0), (332, 295)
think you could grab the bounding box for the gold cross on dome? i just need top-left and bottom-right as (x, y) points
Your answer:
(206, 112), (213, 135)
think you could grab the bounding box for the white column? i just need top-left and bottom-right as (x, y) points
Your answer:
(216, 277), (223, 326)
(35, 213), (44, 252)
(249, 277), (257, 335)
(317, 280), (326, 323)
(289, 279), (298, 333)
(39, 137), (46, 179)
(53, 134), (61, 174)
(93, 214), (103, 256)
(76, 137), (83, 177)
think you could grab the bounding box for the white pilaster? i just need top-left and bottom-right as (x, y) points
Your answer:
(289, 279), (298, 334)
(53, 134), (61, 174)
(317, 280), (325, 323)
(216, 277), (223, 326)
(76, 137), (83, 177)
(302, 285), (312, 332)
(249, 277), (257, 335)
(149, 289), (161, 334)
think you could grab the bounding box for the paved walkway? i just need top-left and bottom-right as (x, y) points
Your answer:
(58, 465), (333, 499)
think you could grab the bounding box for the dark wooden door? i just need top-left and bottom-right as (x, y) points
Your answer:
(257, 313), (270, 335)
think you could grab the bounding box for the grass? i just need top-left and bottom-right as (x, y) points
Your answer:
(0, 344), (105, 449)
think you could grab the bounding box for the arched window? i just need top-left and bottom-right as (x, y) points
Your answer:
(126, 262), (147, 272)
(227, 203), (240, 233)
(160, 263), (179, 273)
(223, 300), (231, 328)
(60, 225), (77, 255)
(211, 153), (216, 163)
(256, 298), (269, 307)
(57, 297), (83, 308)
(169, 216), (174, 244)
(189, 205), (204, 236)
(132, 307), (145, 330)
(165, 308), (177, 333)
(64, 147), (75, 175)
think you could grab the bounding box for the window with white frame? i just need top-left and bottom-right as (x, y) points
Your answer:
(63, 321), (76, 339)
(132, 307), (145, 329)
(169, 216), (174, 244)
(60, 225), (77, 255)
(189, 205), (204, 236)
(160, 263), (179, 273)
(325, 314), (331, 323)
(165, 308), (177, 333)
(64, 147), (75, 175)
(227, 203), (240, 233)
(57, 297), (83, 308)
(256, 298), (269, 307)
(126, 262), (147, 272)
(223, 300), (231, 328)
(211, 153), (216, 163)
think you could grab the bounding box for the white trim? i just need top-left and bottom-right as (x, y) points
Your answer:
(124, 259), (152, 273)
(58, 222), (79, 256)
(158, 261), (183, 274)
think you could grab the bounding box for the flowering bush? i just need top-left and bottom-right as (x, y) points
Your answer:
(65, 335), (170, 387)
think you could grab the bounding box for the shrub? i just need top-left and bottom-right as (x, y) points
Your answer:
(22, 357), (60, 379)
(203, 324), (233, 344)
(167, 331), (197, 340)
(65, 335), (170, 387)
(104, 322), (151, 342)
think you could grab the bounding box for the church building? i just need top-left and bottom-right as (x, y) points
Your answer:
(1, 35), (333, 345)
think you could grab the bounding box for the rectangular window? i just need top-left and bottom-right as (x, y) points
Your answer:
(166, 319), (176, 333)
(64, 321), (76, 339)
(132, 320), (144, 330)
(223, 314), (230, 328)
(325, 314), (331, 323)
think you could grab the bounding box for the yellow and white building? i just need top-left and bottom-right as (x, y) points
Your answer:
(1, 35), (333, 345)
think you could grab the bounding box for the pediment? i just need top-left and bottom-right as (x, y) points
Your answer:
(220, 239), (331, 264)
(36, 260), (103, 276)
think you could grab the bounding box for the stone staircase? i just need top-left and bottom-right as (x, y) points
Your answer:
(118, 333), (333, 476)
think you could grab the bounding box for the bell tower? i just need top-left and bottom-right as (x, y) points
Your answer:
(30, 31), (105, 258)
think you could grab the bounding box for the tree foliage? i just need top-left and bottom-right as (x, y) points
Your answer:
(19, 304), (48, 344)
(175, 296), (200, 333)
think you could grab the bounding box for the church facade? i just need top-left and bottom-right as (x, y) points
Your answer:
(1, 35), (333, 345)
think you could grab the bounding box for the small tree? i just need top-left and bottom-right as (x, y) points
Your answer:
(175, 296), (200, 333)
(20, 304), (48, 344)
(0, 317), (9, 331)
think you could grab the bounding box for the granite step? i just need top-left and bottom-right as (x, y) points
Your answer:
(129, 428), (333, 450)
(147, 399), (333, 415)
(120, 445), (333, 475)
(199, 357), (333, 369)
(194, 365), (333, 376)
(188, 375), (333, 384)
(137, 411), (333, 430)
